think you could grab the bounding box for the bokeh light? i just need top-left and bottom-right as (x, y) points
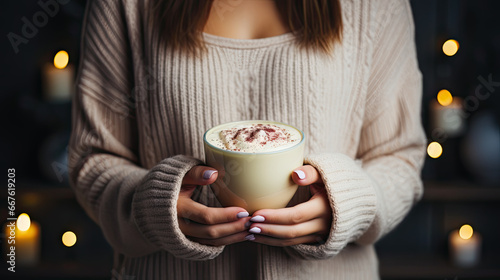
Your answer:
(54, 50), (69, 69)
(427, 142), (443, 159)
(442, 39), (459, 56)
(437, 89), (453, 106)
(17, 213), (31, 232)
(459, 224), (473, 240)
(62, 231), (77, 247)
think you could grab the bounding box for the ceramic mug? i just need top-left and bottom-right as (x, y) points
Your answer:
(203, 120), (305, 213)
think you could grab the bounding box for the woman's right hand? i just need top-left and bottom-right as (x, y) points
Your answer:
(177, 166), (251, 246)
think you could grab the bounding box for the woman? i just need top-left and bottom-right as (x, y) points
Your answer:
(69, 0), (426, 279)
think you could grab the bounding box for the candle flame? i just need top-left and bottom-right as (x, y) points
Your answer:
(17, 213), (31, 231)
(54, 50), (69, 69)
(437, 89), (453, 106)
(459, 224), (473, 240)
(62, 231), (77, 247)
(443, 39), (459, 56)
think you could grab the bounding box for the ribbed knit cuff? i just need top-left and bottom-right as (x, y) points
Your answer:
(132, 155), (224, 260)
(289, 153), (377, 259)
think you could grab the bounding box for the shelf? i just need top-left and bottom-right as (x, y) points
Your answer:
(423, 181), (500, 201)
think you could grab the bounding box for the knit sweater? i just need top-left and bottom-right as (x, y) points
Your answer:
(68, 0), (425, 279)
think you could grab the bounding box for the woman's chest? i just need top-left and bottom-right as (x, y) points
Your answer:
(137, 43), (365, 160)
(159, 45), (351, 121)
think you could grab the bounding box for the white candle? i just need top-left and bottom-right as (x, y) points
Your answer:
(42, 50), (74, 102)
(449, 224), (481, 267)
(430, 94), (464, 137)
(16, 222), (41, 266)
(4, 213), (41, 266)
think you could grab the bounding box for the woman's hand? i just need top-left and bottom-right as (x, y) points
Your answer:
(245, 165), (332, 246)
(177, 166), (251, 246)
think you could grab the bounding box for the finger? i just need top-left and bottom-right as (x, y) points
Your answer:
(292, 165), (322, 186)
(179, 216), (251, 239)
(178, 184), (199, 198)
(309, 184), (326, 196)
(249, 218), (327, 239)
(177, 198), (249, 225)
(247, 233), (322, 247)
(182, 165), (218, 186)
(189, 231), (249, 247)
(251, 194), (329, 225)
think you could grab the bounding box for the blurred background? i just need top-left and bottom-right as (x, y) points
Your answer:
(1, 0), (499, 279)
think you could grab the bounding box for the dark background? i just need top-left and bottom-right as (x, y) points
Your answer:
(1, 0), (500, 279)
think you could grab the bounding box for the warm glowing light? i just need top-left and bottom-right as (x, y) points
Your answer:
(427, 142), (443, 159)
(62, 231), (77, 247)
(54, 50), (69, 69)
(443, 39), (459, 56)
(459, 224), (473, 240)
(17, 213), (31, 232)
(437, 89), (453, 106)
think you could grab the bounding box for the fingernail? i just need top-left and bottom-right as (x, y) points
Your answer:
(294, 170), (306, 180)
(203, 170), (217, 180)
(250, 215), (265, 222)
(236, 211), (249, 219)
(245, 234), (255, 241)
(244, 221), (252, 228)
(249, 227), (261, 234)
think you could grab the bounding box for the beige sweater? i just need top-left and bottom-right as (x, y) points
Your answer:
(68, 0), (426, 279)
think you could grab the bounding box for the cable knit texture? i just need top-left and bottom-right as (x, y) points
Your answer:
(132, 155), (225, 260)
(68, 0), (426, 279)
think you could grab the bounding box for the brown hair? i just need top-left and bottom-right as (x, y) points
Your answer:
(150, 0), (342, 54)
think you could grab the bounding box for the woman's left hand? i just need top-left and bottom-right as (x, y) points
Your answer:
(245, 165), (332, 246)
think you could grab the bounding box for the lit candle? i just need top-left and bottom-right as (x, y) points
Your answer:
(449, 224), (482, 267)
(42, 50), (74, 102)
(430, 92), (464, 137)
(13, 213), (41, 266)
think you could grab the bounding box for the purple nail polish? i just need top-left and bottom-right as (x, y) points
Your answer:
(249, 227), (261, 234)
(244, 221), (252, 228)
(236, 211), (249, 219)
(294, 170), (306, 180)
(250, 215), (265, 222)
(203, 170), (217, 180)
(245, 234), (255, 241)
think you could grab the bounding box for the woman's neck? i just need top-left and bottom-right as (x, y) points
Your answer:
(203, 0), (290, 40)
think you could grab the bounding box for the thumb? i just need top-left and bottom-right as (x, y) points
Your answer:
(180, 166), (218, 198)
(182, 165), (218, 186)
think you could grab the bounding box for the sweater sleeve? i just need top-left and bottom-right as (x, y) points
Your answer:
(288, 0), (426, 259)
(68, 0), (223, 260)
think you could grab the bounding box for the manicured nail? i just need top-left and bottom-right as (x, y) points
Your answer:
(294, 170), (306, 180)
(250, 215), (265, 222)
(236, 211), (249, 219)
(203, 170), (217, 180)
(249, 227), (261, 234)
(244, 221), (252, 228)
(245, 234), (255, 241)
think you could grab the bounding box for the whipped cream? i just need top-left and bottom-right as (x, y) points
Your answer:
(206, 122), (302, 153)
